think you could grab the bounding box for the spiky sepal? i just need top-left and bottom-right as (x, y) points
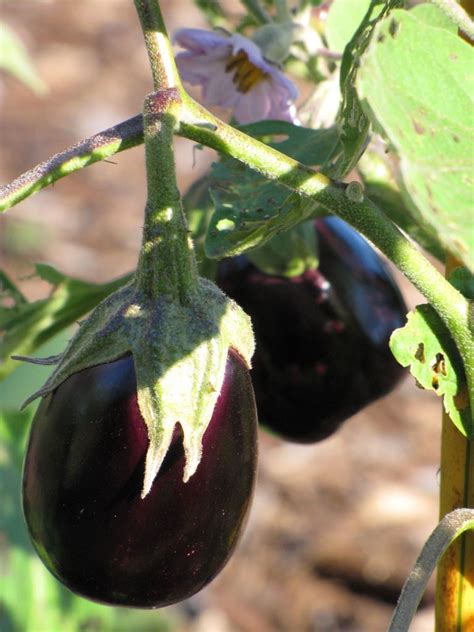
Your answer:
(20, 277), (254, 497)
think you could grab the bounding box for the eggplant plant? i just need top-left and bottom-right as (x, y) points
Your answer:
(0, 0), (473, 629)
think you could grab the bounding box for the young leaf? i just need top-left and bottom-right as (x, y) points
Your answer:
(357, 9), (474, 271)
(390, 305), (472, 437)
(205, 122), (338, 258)
(0, 22), (46, 94)
(0, 266), (131, 379)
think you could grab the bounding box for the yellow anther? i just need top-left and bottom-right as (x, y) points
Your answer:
(225, 50), (269, 93)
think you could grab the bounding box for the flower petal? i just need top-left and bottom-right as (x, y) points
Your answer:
(234, 82), (271, 124)
(177, 54), (226, 86)
(202, 70), (239, 108)
(174, 28), (228, 54)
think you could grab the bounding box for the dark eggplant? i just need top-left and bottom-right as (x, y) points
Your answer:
(216, 217), (407, 442)
(22, 349), (257, 608)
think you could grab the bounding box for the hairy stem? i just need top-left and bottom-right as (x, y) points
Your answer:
(389, 509), (474, 632)
(132, 0), (196, 301)
(0, 116), (143, 213)
(135, 91), (197, 302)
(133, 0), (182, 90)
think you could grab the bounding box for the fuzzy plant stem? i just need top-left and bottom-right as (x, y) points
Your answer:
(133, 0), (182, 90)
(133, 0), (197, 302)
(135, 92), (198, 302)
(389, 509), (474, 632)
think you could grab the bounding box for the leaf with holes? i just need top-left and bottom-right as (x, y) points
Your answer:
(357, 9), (474, 270)
(205, 122), (338, 259)
(390, 304), (471, 437)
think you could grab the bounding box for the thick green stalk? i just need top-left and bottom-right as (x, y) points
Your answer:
(133, 0), (182, 90)
(132, 0), (197, 302)
(135, 92), (197, 302)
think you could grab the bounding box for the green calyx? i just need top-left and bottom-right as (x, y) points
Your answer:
(20, 277), (254, 497)
(252, 23), (298, 64)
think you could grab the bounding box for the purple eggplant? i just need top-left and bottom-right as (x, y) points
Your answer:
(22, 349), (257, 608)
(216, 217), (407, 442)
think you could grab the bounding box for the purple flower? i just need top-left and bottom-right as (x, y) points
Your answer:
(174, 28), (298, 125)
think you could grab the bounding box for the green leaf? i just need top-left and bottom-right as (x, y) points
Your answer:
(205, 122), (338, 259)
(449, 267), (474, 300)
(238, 121), (339, 166)
(0, 271), (26, 305)
(409, 2), (458, 32)
(390, 304), (472, 437)
(0, 265), (131, 379)
(359, 152), (446, 262)
(247, 220), (319, 277)
(194, 0), (227, 27)
(357, 9), (474, 271)
(0, 23), (47, 94)
(327, 0), (403, 179)
(184, 170), (320, 278)
(325, 0), (372, 53)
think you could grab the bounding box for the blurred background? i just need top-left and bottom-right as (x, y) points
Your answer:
(1, 1), (442, 630)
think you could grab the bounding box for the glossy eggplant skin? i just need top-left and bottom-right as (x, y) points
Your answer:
(217, 217), (407, 443)
(22, 350), (257, 608)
